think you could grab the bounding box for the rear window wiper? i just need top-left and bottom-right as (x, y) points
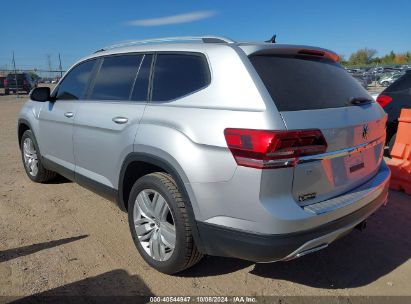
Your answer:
(347, 97), (374, 106)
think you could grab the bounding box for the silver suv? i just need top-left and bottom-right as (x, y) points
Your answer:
(18, 36), (390, 274)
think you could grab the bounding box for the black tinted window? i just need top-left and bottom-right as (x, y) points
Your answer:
(250, 55), (370, 111)
(152, 54), (210, 102)
(56, 60), (95, 100)
(7, 74), (26, 80)
(90, 55), (143, 100)
(130, 54), (152, 101)
(385, 73), (411, 92)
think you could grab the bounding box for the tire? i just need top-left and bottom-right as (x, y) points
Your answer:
(388, 133), (396, 157)
(128, 172), (203, 274)
(382, 81), (389, 87)
(21, 130), (57, 183)
(4, 89), (9, 95)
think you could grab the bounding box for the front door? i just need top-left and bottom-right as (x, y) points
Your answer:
(37, 59), (97, 179)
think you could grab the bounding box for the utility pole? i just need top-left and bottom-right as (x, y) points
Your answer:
(58, 53), (63, 78)
(46, 54), (52, 80)
(12, 51), (19, 98)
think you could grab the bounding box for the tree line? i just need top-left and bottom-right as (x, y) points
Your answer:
(340, 48), (411, 67)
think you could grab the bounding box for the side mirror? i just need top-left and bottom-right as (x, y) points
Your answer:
(30, 87), (52, 102)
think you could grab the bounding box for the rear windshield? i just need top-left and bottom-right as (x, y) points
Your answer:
(384, 73), (411, 93)
(249, 54), (370, 111)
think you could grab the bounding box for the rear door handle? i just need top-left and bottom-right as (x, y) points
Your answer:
(112, 116), (128, 124)
(64, 112), (74, 118)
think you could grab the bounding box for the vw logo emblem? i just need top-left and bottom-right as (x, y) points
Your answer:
(362, 124), (369, 140)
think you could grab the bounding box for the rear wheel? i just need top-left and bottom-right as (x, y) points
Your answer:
(21, 130), (57, 183)
(128, 172), (202, 274)
(4, 89), (9, 95)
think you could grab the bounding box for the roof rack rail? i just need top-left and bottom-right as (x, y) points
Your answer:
(98, 36), (236, 52)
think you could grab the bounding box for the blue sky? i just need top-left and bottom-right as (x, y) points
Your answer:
(1, 0), (411, 71)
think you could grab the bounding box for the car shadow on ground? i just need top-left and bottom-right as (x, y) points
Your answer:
(182, 191), (411, 289)
(9, 269), (153, 304)
(45, 174), (72, 184)
(0, 235), (88, 263)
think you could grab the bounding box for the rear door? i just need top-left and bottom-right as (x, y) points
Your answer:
(73, 53), (152, 191)
(249, 51), (387, 206)
(38, 59), (96, 179)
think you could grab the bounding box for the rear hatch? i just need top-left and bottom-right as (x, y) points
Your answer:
(248, 48), (386, 206)
(6, 74), (26, 88)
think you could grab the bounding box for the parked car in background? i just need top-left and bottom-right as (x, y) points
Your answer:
(353, 75), (368, 89)
(379, 73), (402, 87)
(4, 73), (37, 95)
(0, 76), (5, 89)
(376, 70), (411, 154)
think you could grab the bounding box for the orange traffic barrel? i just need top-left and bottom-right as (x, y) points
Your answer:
(386, 109), (411, 195)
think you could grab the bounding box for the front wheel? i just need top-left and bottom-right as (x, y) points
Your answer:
(382, 81), (389, 86)
(128, 172), (202, 274)
(20, 130), (57, 183)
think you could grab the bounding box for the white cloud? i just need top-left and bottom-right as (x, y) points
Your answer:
(127, 10), (217, 27)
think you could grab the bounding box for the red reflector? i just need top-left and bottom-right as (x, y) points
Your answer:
(224, 129), (327, 169)
(376, 94), (393, 108)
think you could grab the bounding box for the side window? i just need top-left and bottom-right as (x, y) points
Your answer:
(130, 54), (153, 101)
(55, 59), (96, 100)
(89, 54), (143, 101)
(151, 53), (210, 102)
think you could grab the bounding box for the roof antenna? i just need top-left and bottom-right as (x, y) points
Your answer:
(265, 34), (277, 43)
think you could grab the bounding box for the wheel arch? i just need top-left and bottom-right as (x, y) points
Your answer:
(118, 152), (205, 252)
(17, 118), (33, 149)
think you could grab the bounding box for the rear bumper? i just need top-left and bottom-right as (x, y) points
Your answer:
(197, 164), (390, 262)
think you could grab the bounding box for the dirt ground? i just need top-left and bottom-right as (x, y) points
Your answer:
(1, 90), (411, 301)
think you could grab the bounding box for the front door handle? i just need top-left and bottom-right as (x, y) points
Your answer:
(64, 112), (74, 118)
(112, 116), (128, 124)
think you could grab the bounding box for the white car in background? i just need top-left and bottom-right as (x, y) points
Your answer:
(379, 74), (402, 86)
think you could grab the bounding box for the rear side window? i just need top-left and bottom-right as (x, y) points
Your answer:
(249, 54), (370, 111)
(385, 73), (411, 92)
(90, 54), (143, 101)
(151, 53), (210, 102)
(56, 60), (96, 100)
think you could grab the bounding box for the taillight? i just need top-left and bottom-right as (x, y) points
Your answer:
(376, 94), (393, 108)
(224, 129), (327, 169)
(3, 79), (8, 87)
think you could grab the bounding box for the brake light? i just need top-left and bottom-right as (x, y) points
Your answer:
(224, 129), (327, 169)
(298, 49), (339, 62)
(3, 79), (8, 87)
(376, 94), (393, 108)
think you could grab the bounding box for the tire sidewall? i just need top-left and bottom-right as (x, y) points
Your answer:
(21, 130), (42, 182)
(128, 174), (189, 274)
